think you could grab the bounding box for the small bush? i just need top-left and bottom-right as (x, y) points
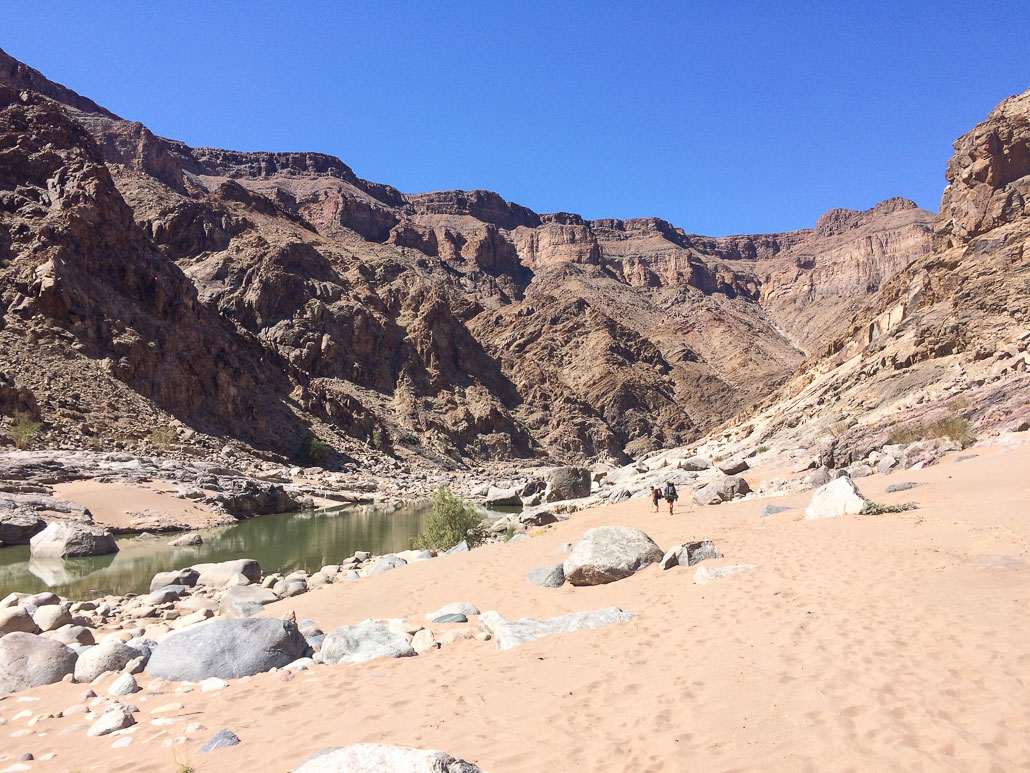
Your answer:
(148, 426), (178, 448)
(948, 395), (972, 412)
(712, 454), (724, 462)
(887, 416), (976, 448)
(371, 426), (388, 451)
(0, 259), (11, 269)
(829, 420), (851, 438)
(301, 435), (330, 466)
(6, 412), (41, 450)
(756, 445), (769, 454)
(862, 500), (919, 515)
(413, 486), (488, 551)
(503, 523), (516, 542)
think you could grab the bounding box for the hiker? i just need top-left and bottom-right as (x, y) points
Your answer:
(664, 481), (679, 514)
(651, 486), (662, 512)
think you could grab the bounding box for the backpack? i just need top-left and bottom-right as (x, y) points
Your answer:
(664, 483), (677, 501)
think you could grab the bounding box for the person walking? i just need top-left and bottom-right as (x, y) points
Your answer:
(651, 486), (662, 513)
(664, 481), (679, 515)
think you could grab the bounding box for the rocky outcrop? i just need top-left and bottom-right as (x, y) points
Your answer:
(29, 522), (118, 558)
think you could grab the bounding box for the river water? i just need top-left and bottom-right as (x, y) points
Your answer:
(0, 501), (430, 600)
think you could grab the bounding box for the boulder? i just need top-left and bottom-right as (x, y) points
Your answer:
(518, 509), (558, 527)
(563, 527), (663, 585)
(319, 621), (416, 665)
(659, 540), (723, 570)
(362, 555), (407, 576)
(29, 522), (118, 558)
(805, 476), (866, 519)
(479, 607), (636, 651)
(86, 708), (135, 737)
(0, 632), (77, 693)
(527, 564), (565, 588)
(694, 564), (758, 585)
(542, 466), (591, 502)
(147, 584), (188, 605)
(425, 602), (480, 621)
(484, 486), (521, 507)
(199, 728), (241, 753)
(192, 559), (262, 587)
(293, 744), (484, 773)
(147, 618), (309, 681)
(717, 458), (749, 475)
(168, 533), (203, 547)
(678, 456), (710, 471)
(74, 640), (139, 682)
(218, 585), (278, 616)
(31, 604), (72, 632)
(149, 568), (199, 592)
(0, 510), (45, 545)
(692, 476), (750, 505)
(805, 466), (832, 488)
(432, 614), (468, 624)
(444, 540), (469, 554)
(411, 629), (437, 653)
(0, 606), (39, 636)
(108, 672), (139, 695)
(761, 504), (792, 517)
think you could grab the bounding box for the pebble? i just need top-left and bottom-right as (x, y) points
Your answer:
(200, 677), (229, 692)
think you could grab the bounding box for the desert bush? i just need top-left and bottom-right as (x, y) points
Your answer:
(756, 445), (769, 453)
(301, 435), (330, 466)
(829, 420), (851, 438)
(148, 426), (178, 448)
(712, 454), (724, 462)
(887, 416), (976, 448)
(862, 500), (919, 515)
(947, 395), (972, 412)
(503, 523), (516, 542)
(413, 486), (488, 551)
(372, 426), (388, 451)
(6, 412), (41, 449)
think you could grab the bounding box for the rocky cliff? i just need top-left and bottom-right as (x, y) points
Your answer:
(0, 47), (963, 467)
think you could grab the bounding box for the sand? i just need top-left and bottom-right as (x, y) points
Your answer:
(2, 439), (1029, 772)
(51, 480), (226, 531)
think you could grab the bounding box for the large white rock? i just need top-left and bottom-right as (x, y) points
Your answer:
(805, 476), (866, 519)
(29, 522), (118, 558)
(563, 526), (663, 586)
(293, 744), (485, 772)
(74, 640), (139, 683)
(479, 607), (636, 651)
(319, 621), (415, 665)
(0, 632), (77, 693)
(191, 559), (261, 587)
(0, 606), (39, 636)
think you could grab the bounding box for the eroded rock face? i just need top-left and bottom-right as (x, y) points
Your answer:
(563, 526), (663, 586)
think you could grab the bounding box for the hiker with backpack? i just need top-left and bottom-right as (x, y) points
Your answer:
(664, 481), (679, 514)
(651, 486), (662, 513)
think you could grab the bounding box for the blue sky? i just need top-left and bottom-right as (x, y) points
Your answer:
(4, 1), (1028, 235)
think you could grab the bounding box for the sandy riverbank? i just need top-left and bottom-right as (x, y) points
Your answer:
(2, 439), (1029, 772)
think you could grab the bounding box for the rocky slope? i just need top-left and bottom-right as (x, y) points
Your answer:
(0, 47), (947, 468)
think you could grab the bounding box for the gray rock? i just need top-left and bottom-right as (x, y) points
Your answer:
(0, 510), (44, 546)
(222, 600), (265, 619)
(319, 621), (416, 665)
(717, 458), (749, 475)
(147, 618), (309, 681)
(108, 672), (139, 695)
(425, 602), (480, 620)
(29, 522), (118, 558)
(805, 476), (866, 519)
(0, 605), (39, 636)
(198, 728), (241, 753)
(678, 456), (710, 471)
(432, 613), (468, 624)
(293, 744), (484, 773)
(444, 540), (469, 554)
(479, 607), (636, 651)
(761, 504), (792, 517)
(877, 456), (900, 474)
(694, 564), (758, 585)
(518, 509), (558, 527)
(659, 540), (723, 570)
(87, 708), (135, 737)
(527, 563), (565, 588)
(31, 604), (72, 632)
(168, 533), (203, 547)
(363, 555), (407, 576)
(74, 641), (138, 683)
(563, 526), (663, 586)
(484, 486), (521, 507)
(192, 559), (262, 587)
(885, 482), (921, 494)
(0, 632), (77, 693)
(149, 568), (199, 592)
(218, 585), (278, 616)
(806, 466), (832, 487)
(542, 466), (591, 502)
(49, 625), (94, 646)
(692, 476), (751, 505)
(147, 584), (188, 605)
(507, 533), (531, 543)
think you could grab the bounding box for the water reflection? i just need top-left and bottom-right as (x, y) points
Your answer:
(0, 501), (430, 600)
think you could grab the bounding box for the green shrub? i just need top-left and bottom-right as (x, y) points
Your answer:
(6, 412), (41, 450)
(372, 426), (388, 451)
(301, 435), (330, 466)
(413, 486), (488, 551)
(756, 445), (769, 454)
(503, 523), (516, 542)
(862, 500), (919, 515)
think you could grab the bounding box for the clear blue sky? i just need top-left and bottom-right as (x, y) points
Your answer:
(4, 1), (1028, 235)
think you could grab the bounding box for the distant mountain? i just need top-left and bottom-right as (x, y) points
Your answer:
(0, 47), (953, 467)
